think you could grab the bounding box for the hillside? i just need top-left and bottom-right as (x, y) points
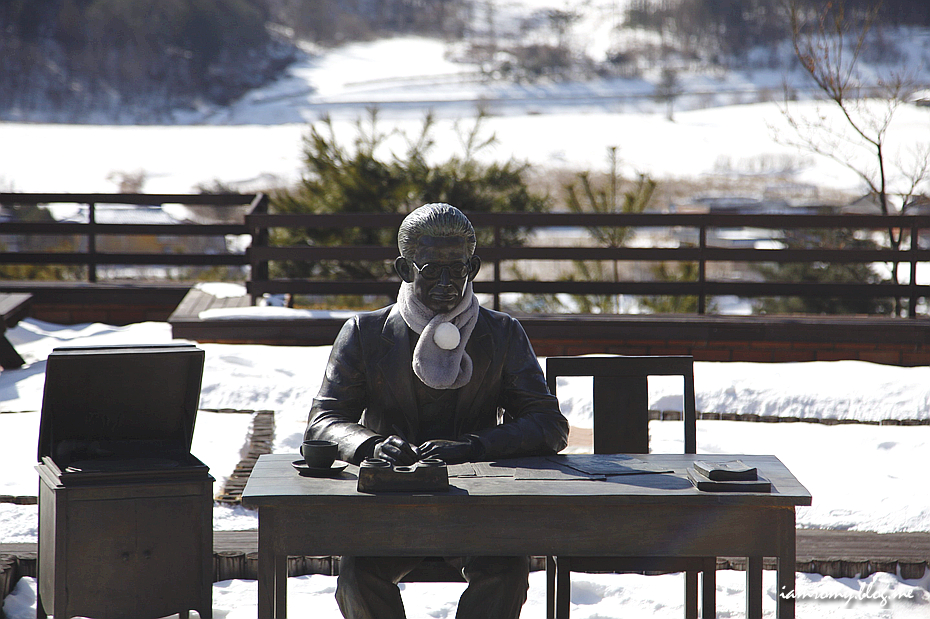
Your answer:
(0, 0), (295, 123)
(4, 0), (930, 125)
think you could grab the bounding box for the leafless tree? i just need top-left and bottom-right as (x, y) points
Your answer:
(776, 0), (930, 314)
(656, 67), (682, 121)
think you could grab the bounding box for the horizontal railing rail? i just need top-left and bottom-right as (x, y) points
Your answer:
(1, 192), (266, 282)
(244, 211), (930, 228)
(246, 211), (930, 317)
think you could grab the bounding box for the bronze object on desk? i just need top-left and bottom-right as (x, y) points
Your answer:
(356, 457), (449, 492)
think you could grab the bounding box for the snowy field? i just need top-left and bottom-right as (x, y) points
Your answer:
(2, 33), (930, 196)
(4, 83), (929, 197)
(2, 316), (929, 618)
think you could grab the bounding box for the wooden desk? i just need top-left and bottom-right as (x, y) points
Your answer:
(242, 454), (811, 619)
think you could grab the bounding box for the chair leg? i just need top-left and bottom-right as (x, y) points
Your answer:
(684, 570), (698, 619)
(555, 557), (572, 619)
(546, 557), (556, 619)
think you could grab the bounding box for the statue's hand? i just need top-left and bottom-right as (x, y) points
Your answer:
(417, 439), (478, 465)
(373, 435), (419, 465)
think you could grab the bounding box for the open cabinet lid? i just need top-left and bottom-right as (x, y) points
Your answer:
(38, 343), (205, 464)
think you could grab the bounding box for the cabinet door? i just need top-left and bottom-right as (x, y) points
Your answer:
(64, 491), (209, 619)
(64, 495), (140, 618)
(133, 492), (209, 618)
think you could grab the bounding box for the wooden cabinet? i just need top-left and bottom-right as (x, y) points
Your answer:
(36, 343), (214, 619)
(37, 467), (213, 619)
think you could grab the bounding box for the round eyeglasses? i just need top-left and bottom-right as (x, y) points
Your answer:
(411, 261), (470, 279)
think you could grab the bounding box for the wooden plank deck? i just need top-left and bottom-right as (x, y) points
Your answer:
(171, 288), (252, 320)
(166, 288), (930, 365)
(169, 288), (348, 345)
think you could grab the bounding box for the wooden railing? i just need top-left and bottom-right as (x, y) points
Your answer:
(246, 211), (930, 317)
(3, 196), (930, 318)
(0, 192), (266, 282)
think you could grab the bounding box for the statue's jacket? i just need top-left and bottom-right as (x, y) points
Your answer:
(307, 304), (570, 464)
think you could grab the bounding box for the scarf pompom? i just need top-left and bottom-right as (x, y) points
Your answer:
(433, 322), (461, 350)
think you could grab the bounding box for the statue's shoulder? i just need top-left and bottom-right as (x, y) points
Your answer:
(333, 306), (394, 350)
(477, 305), (523, 330)
(353, 305), (394, 329)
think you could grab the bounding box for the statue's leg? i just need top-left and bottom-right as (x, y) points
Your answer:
(336, 556), (423, 619)
(455, 556), (530, 619)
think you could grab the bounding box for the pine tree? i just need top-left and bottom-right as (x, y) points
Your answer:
(271, 110), (548, 290)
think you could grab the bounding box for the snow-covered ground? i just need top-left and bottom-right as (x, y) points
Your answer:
(2, 316), (929, 617)
(4, 569), (927, 619)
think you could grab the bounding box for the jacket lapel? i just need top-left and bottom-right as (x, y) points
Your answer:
(454, 310), (493, 434)
(376, 306), (419, 438)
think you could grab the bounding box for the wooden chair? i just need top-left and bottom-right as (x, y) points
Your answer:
(545, 355), (715, 619)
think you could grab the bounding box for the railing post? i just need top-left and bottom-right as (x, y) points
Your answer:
(493, 225), (501, 311)
(910, 223), (919, 318)
(698, 222), (707, 315)
(248, 193), (270, 306)
(87, 202), (97, 283)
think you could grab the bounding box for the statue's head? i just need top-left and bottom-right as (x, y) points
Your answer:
(395, 203), (481, 314)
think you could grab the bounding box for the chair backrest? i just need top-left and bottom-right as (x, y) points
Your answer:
(546, 355), (696, 455)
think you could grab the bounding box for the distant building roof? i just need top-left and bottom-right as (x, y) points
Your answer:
(692, 196), (764, 211)
(681, 195), (815, 215)
(840, 194), (884, 215)
(57, 205), (190, 225)
(905, 195), (930, 214)
(910, 89), (930, 107)
(763, 182), (819, 203)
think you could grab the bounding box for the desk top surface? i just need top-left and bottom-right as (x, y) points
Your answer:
(243, 453), (812, 508)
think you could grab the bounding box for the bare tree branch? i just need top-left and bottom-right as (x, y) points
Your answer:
(779, 0), (930, 314)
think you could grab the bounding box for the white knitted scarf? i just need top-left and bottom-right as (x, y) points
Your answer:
(395, 280), (479, 390)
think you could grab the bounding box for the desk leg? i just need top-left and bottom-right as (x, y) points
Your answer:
(700, 559), (715, 619)
(36, 592), (47, 619)
(554, 556), (571, 619)
(258, 509), (276, 619)
(275, 554), (288, 619)
(545, 557), (556, 619)
(776, 511), (796, 619)
(746, 556), (762, 619)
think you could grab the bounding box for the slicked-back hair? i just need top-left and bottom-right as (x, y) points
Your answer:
(397, 203), (477, 259)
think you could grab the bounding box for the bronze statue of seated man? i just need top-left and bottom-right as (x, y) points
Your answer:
(306, 203), (569, 619)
